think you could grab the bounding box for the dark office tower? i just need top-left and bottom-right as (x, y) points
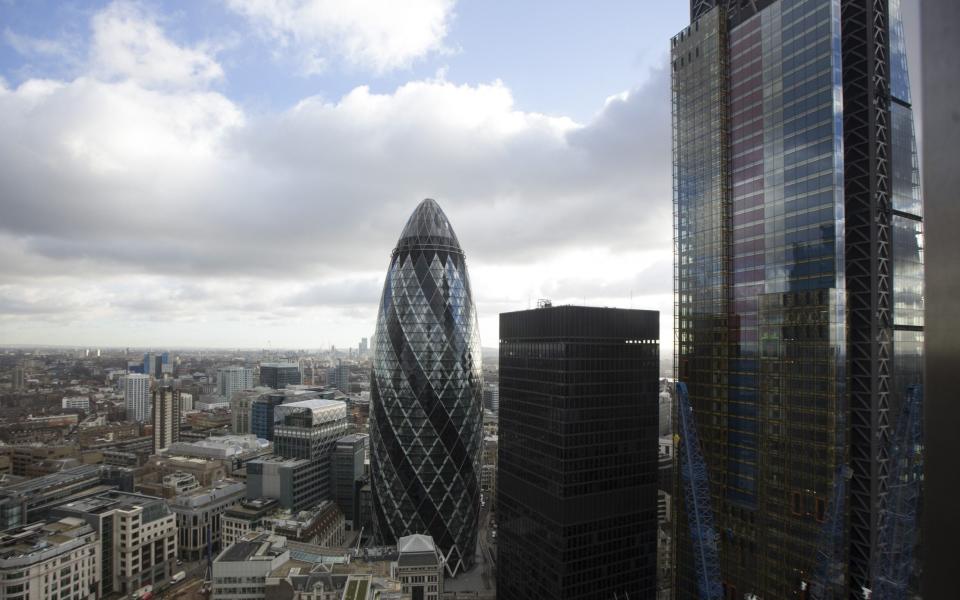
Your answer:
(497, 306), (659, 600)
(259, 362), (302, 389)
(369, 198), (484, 577)
(250, 393), (286, 441)
(273, 399), (349, 506)
(672, 0), (923, 598)
(152, 386), (180, 454)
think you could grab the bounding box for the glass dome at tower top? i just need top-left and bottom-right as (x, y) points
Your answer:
(394, 198), (462, 253)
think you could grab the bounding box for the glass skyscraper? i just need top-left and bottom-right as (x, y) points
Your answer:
(497, 305), (660, 600)
(369, 198), (484, 577)
(672, 0), (922, 597)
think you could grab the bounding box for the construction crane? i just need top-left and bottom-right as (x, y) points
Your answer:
(676, 382), (722, 600)
(872, 384), (923, 600)
(809, 463), (851, 600)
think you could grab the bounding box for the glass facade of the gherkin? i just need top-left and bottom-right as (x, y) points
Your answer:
(369, 198), (483, 577)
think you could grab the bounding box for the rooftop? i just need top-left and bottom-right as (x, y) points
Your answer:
(218, 532), (287, 563)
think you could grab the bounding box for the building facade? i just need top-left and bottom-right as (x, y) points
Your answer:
(672, 0), (923, 597)
(332, 433), (367, 526)
(52, 491), (177, 597)
(169, 479), (245, 561)
(218, 366), (253, 401)
(152, 385), (180, 454)
(497, 305), (660, 599)
(123, 374), (151, 423)
(231, 387), (271, 435)
(259, 363), (301, 390)
(246, 456), (318, 511)
(397, 534), (444, 600)
(370, 199), (484, 577)
(0, 517), (100, 600)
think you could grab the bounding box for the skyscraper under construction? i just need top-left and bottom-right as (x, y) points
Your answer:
(672, 0), (922, 597)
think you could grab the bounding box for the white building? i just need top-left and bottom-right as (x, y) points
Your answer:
(123, 374), (151, 423)
(212, 532), (289, 600)
(397, 534), (444, 600)
(217, 366), (253, 401)
(0, 517), (100, 600)
(61, 396), (90, 411)
(179, 391), (194, 413)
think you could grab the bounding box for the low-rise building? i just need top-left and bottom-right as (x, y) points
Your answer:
(212, 532), (289, 600)
(52, 491), (177, 597)
(222, 498), (280, 547)
(169, 479), (246, 561)
(61, 396), (91, 411)
(0, 517), (100, 600)
(397, 534), (444, 600)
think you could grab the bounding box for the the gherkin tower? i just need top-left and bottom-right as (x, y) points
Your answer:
(369, 198), (483, 577)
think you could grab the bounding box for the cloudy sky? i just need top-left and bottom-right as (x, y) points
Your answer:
(0, 0), (920, 355)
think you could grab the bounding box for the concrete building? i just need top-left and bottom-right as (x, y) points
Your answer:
(164, 434), (272, 473)
(326, 360), (350, 393)
(0, 517), (100, 600)
(169, 479), (245, 561)
(61, 396), (90, 411)
(232, 387), (272, 435)
(123, 374), (151, 423)
(397, 534), (444, 600)
(152, 385), (180, 455)
(273, 399), (348, 505)
(482, 383), (499, 414)
(332, 434), (367, 527)
(180, 391), (194, 413)
(0, 464), (134, 529)
(267, 501), (345, 547)
(52, 491), (177, 597)
(217, 366), (253, 402)
(12, 366), (24, 391)
(246, 456), (318, 512)
(222, 498), (280, 547)
(212, 532), (289, 600)
(259, 363), (301, 390)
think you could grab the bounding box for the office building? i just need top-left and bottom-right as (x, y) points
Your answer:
(249, 388), (323, 442)
(671, 1), (923, 597)
(246, 456), (318, 511)
(482, 383), (499, 413)
(152, 385), (180, 454)
(397, 534), (445, 600)
(0, 517), (100, 600)
(221, 497), (279, 546)
(217, 366), (253, 401)
(61, 396), (90, 411)
(370, 199), (484, 577)
(231, 387), (271, 435)
(327, 359), (350, 393)
(12, 366), (24, 391)
(0, 464), (134, 529)
(123, 373), (150, 423)
(497, 305), (660, 599)
(273, 399), (348, 504)
(52, 491), (177, 597)
(332, 433), (367, 527)
(259, 362), (301, 389)
(211, 532), (289, 600)
(360, 337), (369, 357)
(169, 479), (245, 561)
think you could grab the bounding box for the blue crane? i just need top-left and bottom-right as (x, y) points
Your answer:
(809, 463), (851, 600)
(676, 381), (722, 600)
(873, 384), (923, 600)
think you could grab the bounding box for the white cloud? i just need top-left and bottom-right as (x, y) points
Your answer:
(0, 1), (675, 352)
(225, 0), (456, 73)
(90, 1), (224, 89)
(3, 28), (70, 57)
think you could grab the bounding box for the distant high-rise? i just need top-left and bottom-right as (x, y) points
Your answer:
(359, 337), (369, 357)
(123, 374), (151, 423)
(217, 366), (253, 400)
(259, 362), (301, 389)
(11, 366), (24, 391)
(482, 383), (499, 413)
(497, 305), (660, 599)
(672, 0), (923, 597)
(152, 385), (180, 454)
(326, 359), (350, 393)
(370, 199), (484, 577)
(231, 387), (271, 435)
